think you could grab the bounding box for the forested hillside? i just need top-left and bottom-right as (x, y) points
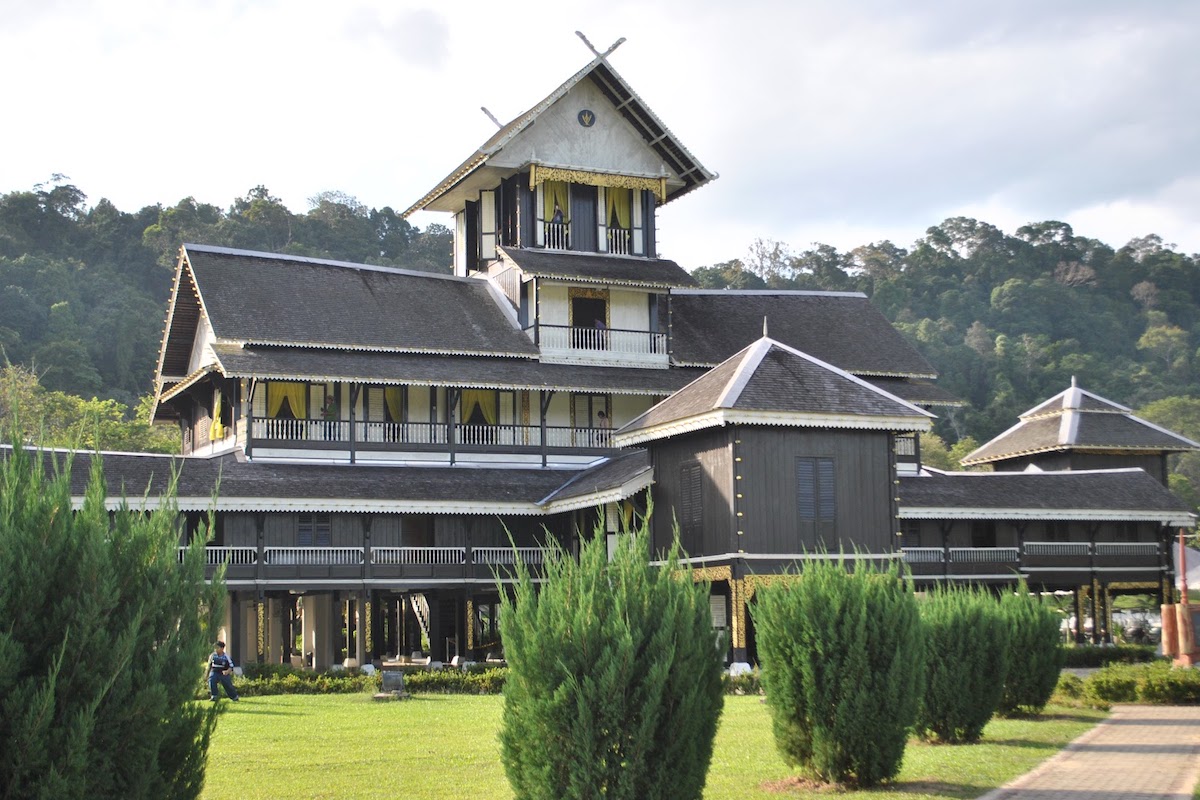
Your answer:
(3, 179), (1199, 505)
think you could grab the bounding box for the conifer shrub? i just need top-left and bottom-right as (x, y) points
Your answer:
(497, 520), (724, 800)
(0, 441), (225, 799)
(751, 558), (924, 787)
(916, 586), (1008, 743)
(997, 583), (1065, 716)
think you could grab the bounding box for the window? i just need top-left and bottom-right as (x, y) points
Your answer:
(796, 457), (835, 521)
(298, 514), (331, 547)
(679, 462), (703, 535)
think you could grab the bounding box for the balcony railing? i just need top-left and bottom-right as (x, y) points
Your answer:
(535, 324), (666, 356)
(608, 227), (631, 255)
(251, 420), (614, 449)
(544, 220), (569, 249)
(902, 541), (1163, 579)
(183, 545), (555, 583)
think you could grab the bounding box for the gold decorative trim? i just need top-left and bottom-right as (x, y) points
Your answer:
(690, 565), (731, 583)
(1108, 581), (1159, 592)
(530, 163), (667, 202)
(466, 599), (475, 652)
(742, 573), (802, 604)
(731, 578), (745, 649)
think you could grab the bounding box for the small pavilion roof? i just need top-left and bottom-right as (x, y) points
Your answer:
(962, 381), (1200, 466)
(899, 467), (1195, 526)
(614, 337), (933, 447)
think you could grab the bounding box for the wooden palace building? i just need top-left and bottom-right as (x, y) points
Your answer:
(65, 42), (1193, 668)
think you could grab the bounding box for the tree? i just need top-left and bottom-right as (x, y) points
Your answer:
(917, 586), (1009, 743)
(997, 583), (1064, 715)
(497, 515), (724, 800)
(752, 558), (924, 787)
(0, 439), (224, 798)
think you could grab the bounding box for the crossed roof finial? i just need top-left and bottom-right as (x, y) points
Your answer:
(576, 31), (626, 61)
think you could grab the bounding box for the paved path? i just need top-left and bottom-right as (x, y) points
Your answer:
(978, 705), (1200, 800)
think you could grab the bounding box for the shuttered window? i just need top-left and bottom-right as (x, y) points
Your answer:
(796, 457), (835, 521)
(680, 462), (703, 532)
(298, 514), (332, 547)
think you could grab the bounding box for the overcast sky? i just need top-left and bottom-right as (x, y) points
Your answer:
(3, 0), (1198, 268)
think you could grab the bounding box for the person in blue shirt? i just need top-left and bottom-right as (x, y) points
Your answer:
(208, 640), (240, 702)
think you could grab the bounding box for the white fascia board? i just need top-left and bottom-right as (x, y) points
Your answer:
(651, 552), (900, 567)
(899, 506), (1195, 526)
(614, 408), (931, 447)
(82, 496), (545, 516)
(540, 470), (653, 514)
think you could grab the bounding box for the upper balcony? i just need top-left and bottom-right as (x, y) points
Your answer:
(527, 323), (667, 368)
(902, 541), (1164, 582)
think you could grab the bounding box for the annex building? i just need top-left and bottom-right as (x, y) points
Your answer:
(67, 44), (1194, 668)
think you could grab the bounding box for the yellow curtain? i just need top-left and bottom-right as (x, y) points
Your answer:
(607, 188), (630, 230)
(544, 180), (570, 224)
(268, 382), (307, 418)
(462, 389), (498, 425)
(384, 387), (404, 422)
(209, 391), (225, 440)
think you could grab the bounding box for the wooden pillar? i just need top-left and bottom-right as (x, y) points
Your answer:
(427, 591), (443, 664)
(354, 594), (367, 666)
(466, 596), (476, 661)
(1073, 587), (1086, 645)
(370, 591), (385, 663)
(1090, 577), (1102, 645)
(306, 593), (335, 671)
(1102, 584), (1113, 645)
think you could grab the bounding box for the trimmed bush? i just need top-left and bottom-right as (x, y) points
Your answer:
(917, 586), (1009, 743)
(0, 442), (224, 799)
(751, 558), (924, 787)
(497, 520), (724, 800)
(1062, 644), (1162, 668)
(998, 584), (1064, 715)
(405, 667), (507, 695)
(1053, 672), (1085, 701)
(723, 669), (763, 696)
(1085, 662), (1200, 705)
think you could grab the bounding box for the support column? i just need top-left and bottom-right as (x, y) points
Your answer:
(1090, 577), (1102, 645)
(370, 591), (385, 664)
(354, 594), (367, 667)
(1101, 583), (1113, 645)
(266, 595), (283, 664)
(307, 593), (335, 671)
(466, 596), (476, 662)
(238, 597), (258, 665)
(427, 591), (443, 665)
(1073, 587), (1086, 645)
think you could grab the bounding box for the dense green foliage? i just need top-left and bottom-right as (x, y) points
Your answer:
(751, 559), (924, 787)
(0, 178), (452, 414)
(998, 585), (1065, 715)
(916, 586), (1009, 743)
(497, 522), (724, 800)
(1062, 644), (1164, 668)
(694, 223), (1200, 501)
(1063, 662), (1200, 705)
(0, 441), (225, 799)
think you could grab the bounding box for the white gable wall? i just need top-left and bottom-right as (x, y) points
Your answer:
(490, 81), (673, 179)
(186, 315), (216, 374)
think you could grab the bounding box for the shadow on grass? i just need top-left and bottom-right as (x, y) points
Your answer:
(760, 777), (989, 798)
(1007, 711), (1102, 724)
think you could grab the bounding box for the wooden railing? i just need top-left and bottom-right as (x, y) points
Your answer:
(177, 546), (258, 566)
(902, 541), (1162, 578)
(264, 547), (364, 566)
(252, 418), (349, 442)
(473, 547), (547, 565)
(544, 220), (569, 249)
(608, 228), (631, 255)
(537, 324), (665, 356)
(371, 547), (467, 566)
(253, 420), (613, 449)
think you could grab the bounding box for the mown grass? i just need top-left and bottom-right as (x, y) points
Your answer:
(200, 694), (1104, 800)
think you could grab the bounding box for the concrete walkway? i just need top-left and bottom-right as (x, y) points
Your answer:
(978, 705), (1200, 800)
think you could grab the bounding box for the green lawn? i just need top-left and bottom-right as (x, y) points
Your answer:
(200, 695), (1105, 800)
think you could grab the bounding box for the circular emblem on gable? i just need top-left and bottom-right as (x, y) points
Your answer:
(577, 109), (596, 128)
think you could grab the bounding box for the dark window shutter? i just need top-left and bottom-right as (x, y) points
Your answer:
(680, 463), (703, 529)
(796, 458), (816, 520)
(818, 458), (835, 521)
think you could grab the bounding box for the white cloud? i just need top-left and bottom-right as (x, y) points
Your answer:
(1, 0), (1197, 265)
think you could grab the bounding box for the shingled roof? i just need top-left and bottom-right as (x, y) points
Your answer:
(179, 245), (538, 357)
(899, 467), (1195, 525)
(498, 247), (695, 289)
(962, 381), (1200, 466)
(614, 337), (933, 446)
(6, 446), (647, 516)
(669, 290), (938, 377)
(192, 345), (703, 397)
